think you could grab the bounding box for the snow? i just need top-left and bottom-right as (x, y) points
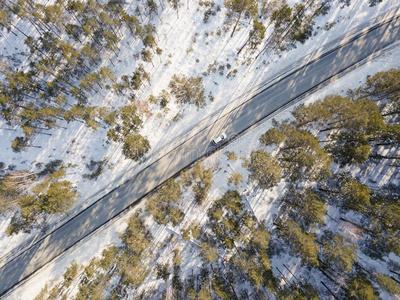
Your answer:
(1, 0), (400, 298)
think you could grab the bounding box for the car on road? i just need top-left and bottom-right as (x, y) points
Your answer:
(212, 132), (227, 145)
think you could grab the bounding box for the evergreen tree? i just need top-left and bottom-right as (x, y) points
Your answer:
(169, 74), (206, 107)
(63, 261), (79, 288)
(6, 168), (77, 235)
(199, 242), (218, 263)
(182, 162), (213, 203)
(237, 20), (266, 55)
(321, 231), (358, 273)
(168, 0), (180, 17)
(261, 124), (332, 182)
(341, 177), (371, 212)
(363, 69), (400, 112)
(224, 0), (258, 37)
(281, 188), (326, 230)
(375, 273), (400, 296)
(279, 219), (319, 267)
(228, 172), (243, 186)
(122, 134), (151, 161)
(347, 274), (378, 300)
(145, 178), (183, 225)
(247, 149), (281, 189)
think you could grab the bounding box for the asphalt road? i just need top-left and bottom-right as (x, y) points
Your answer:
(1, 13), (400, 297)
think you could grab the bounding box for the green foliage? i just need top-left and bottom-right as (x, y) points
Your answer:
(247, 149), (281, 189)
(156, 263), (171, 280)
(265, 124), (332, 182)
(364, 191), (400, 257)
(143, 33), (157, 49)
(198, 285), (213, 299)
(100, 246), (118, 271)
(34, 284), (49, 300)
(122, 134), (151, 161)
(182, 162), (213, 203)
(146, 178), (183, 225)
(292, 93), (392, 166)
(105, 103), (150, 161)
(11, 137), (29, 152)
(270, 2), (314, 49)
(226, 151), (238, 161)
(115, 213), (152, 289)
(63, 261), (79, 288)
(120, 212), (152, 256)
(259, 127), (285, 145)
(169, 74), (206, 107)
(341, 177), (371, 212)
(6, 168), (77, 235)
(279, 219), (319, 267)
(172, 250), (183, 292)
(375, 273), (400, 295)
(363, 68), (400, 111)
(321, 231), (358, 273)
(248, 21), (266, 50)
(212, 271), (235, 300)
(207, 190), (256, 250)
(325, 132), (372, 166)
(347, 274), (378, 300)
(42, 180), (77, 214)
(281, 188), (326, 230)
(183, 221), (202, 241)
(228, 172), (243, 186)
(224, 0), (258, 37)
(82, 159), (108, 180)
(199, 242), (219, 263)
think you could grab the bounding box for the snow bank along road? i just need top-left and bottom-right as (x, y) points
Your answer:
(1, 12), (400, 298)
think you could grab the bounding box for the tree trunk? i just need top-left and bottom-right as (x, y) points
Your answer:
(237, 34), (251, 55)
(230, 12), (242, 38)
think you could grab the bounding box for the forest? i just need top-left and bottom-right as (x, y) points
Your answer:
(33, 68), (400, 299)
(0, 0), (345, 235)
(0, 0), (398, 298)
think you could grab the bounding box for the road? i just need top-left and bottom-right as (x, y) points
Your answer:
(1, 12), (400, 297)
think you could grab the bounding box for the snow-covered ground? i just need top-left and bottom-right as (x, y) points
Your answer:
(1, 0), (399, 263)
(5, 11), (400, 298)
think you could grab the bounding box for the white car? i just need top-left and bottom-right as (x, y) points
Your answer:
(212, 132), (227, 145)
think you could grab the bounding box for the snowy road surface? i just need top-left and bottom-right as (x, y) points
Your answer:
(1, 13), (400, 297)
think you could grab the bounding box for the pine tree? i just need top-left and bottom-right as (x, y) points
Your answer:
(281, 188), (326, 230)
(141, 48), (154, 66)
(63, 261), (79, 288)
(375, 274), (400, 296)
(169, 74), (206, 107)
(247, 149), (281, 189)
(224, 0), (258, 37)
(143, 33), (157, 49)
(6, 167), (77, 235)
(41, 180), (78, 214)
(363, 68), (400, 112)
(279, 219), (319, 267)
(168, 0), (180, 17)
(347, 274), (378, 300)
(261, 123), (332, 182)
(11, 136), (29, 152)
(237, 20), (266, 55)
(321, 231), (358, 273)
(200, 242), (218, 263)
(146, 178), (182, 225)
(341, 177), (371, 212)
(122, 134), (150, 161)
(228, 172), (243, 186)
